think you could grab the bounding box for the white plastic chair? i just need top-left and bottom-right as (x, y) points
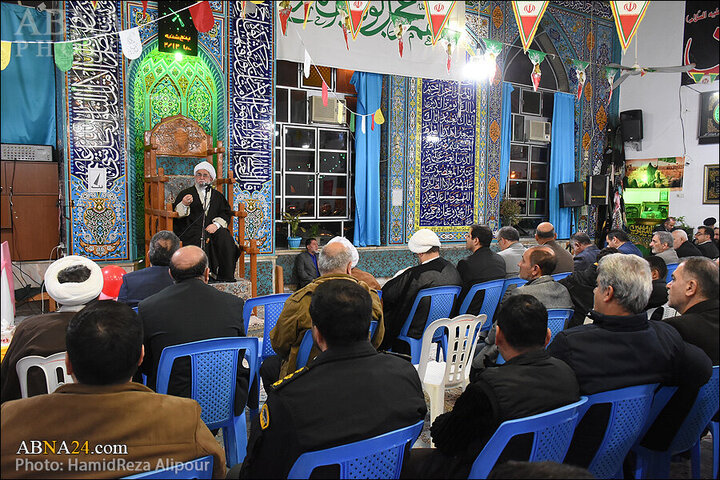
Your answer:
(416, 314), (486, 426)
(16, 351), (74, 398)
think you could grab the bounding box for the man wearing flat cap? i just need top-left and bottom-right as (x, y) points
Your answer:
(1, 256), (103, 403)
(173, 161), (239, 282)
(380, 229), (462, 352)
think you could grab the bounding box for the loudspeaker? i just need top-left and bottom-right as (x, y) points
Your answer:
(620, 109), (643, 141)
(587, 174), (610, 205)
(559, 182), (585, 208)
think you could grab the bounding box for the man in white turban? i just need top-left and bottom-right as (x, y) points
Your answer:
(173, 161), (239, 282)
(0, 256), (103, 402)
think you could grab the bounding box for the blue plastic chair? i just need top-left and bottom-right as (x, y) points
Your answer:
(393, 285), (462, 364)
(241, 293), (290, 411)
(500, 277), (526, 298)
(297, 321), (379, 369)
(665, 263), (679, 283)
(457, 279), (505, 333)
(707, 419), (719, 479)
(287, 420), (424, 479)
(374, 289), (382, 300)
(132, 306), (138, 313)
(551, 271), (572, 281)
(156, 337), (259, 467)
(633, 366), (719, 479)
(123, 455), (213, 479)
(574, 384), (657, 479)
(468, 397), (588, 479)
(546, 308), (574, 343)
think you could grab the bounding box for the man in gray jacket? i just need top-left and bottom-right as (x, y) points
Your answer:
(496, 226), (526, 278)
(650, 231), (679, 265)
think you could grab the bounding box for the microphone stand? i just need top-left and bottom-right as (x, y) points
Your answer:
(199, 185), (211, 252)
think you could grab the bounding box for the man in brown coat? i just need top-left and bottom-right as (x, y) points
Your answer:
(1, 301), (225, 479)
(535, 222), (574, 274)
(262, 241), (384, 387)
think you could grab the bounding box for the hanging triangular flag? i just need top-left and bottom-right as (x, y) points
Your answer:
(483, 38), (502, 82)
(345, 1), (370, 40)
(240, 1), (248, 19)
(527, 49), (546, 92)
(1, 41), (11, 71)
(337, 103), (345, 123)
(390, 13), (407, 58)
(360, 116), (366, 134)
(572, 60), (590, 101)
(349, 112), (355, 132)
(371, 114), (375, 131)
(609, 1), (650, 52)
(374, 108), (385, 125)
(605, 67), (619, 105)
(90, 1), (99, 9)
(189, 1), (214, 32)
(304, 50), (311, 78)
(54, 42), (74, 72)
(511, 1), (549, 52)
(142, 1), (148, 16)
(278, 1), (291, 36)
(322, 80), (328, 106)
(302, 1), (314, 29)
(424, 1), (457, 46)
(119, 27), (142, 60)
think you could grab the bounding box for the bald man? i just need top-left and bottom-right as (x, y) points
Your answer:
(672, 229), (702, 258)
(138, 246), (250, 415)
(535, 222), (574, 274)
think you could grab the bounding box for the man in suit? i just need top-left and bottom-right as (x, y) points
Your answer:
(535, 222), (574, 273)
(292, 237), (320, 289)
(455, 225), (506, 315)
(694, 226), (719, 259)
(1, 255), (103, 403)
(652, 216), (677, 233)
(606, 229), (643, 257)
(117, 230), (179, 308)
(173, 161), (238, 282)
(240, 280), (426, 479)
(570, 232), (600, 272)
(649, 231), (679, 265)
(1, 301), (225, 479)
(496, 226), (526, 278)
(672, 229), (702, 258)
(138, 245), (249, 415)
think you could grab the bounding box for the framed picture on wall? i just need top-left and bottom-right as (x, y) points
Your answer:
(698, 91), (719, 144)
(703, 164), (719, 204)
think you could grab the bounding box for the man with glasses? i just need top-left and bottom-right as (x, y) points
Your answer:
(173, 161), (239, 282)
(694, 226), (719, 259)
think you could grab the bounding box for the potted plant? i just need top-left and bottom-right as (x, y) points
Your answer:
(282, 211), (303, 249)
(674, 216), (694, 238)
(499, 196), (522, 227)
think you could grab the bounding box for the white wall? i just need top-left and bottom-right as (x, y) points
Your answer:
(619, 1), (719, 229)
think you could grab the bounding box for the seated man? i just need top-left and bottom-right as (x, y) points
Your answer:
(403, 295), (579, 479)
(645, 256), (669, 318)
(605, 229), (643, 257)
(672, 229), (702, 258)
(570, 232), (600, 272)
(1, 256), (102, 403)
(535, 222), (574, 273)
(325, 236), (381, 290)
(496, 226), (526, 278)
(292, 238), (320, 289)
(173, 161), (238, 282)
(380, 229), (462, 351)
(652, 216), (677, 233)
(649, 231), (679, 266)
(265, 241), (383, 385)
(455, 225), (506, 315)
(1, 301), (225, 479)
(694, 226), (719, 259)
(117, 230), (179, 307)
(665, 256), (718, 364)
(138, 245), (249, 414)
(239, 280), (426, 479)
(547, 253), (712, 468)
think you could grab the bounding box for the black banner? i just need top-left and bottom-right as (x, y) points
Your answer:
(681, 1), (719, 85)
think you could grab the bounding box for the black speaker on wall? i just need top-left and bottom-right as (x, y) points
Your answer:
(620, 109), (643, 141)
(587, 174), (610, 205)
(559, 182), (585, 208)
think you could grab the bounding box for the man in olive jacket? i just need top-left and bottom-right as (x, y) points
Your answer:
(262, 241), (384, 386)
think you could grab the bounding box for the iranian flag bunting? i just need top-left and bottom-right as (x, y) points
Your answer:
(511, 1), (549, 52)
(610, 1), (650, 52)
(424, 1), (457, 46)
(345, 1), (370, 40)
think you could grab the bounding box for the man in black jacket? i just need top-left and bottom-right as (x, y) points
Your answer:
(292, 237), (320, 288)
(138, 246), (249, 414)
(403, 295), (579, 479)
(672, 229), (702, 258)
(455, 224), (506, 315)
(173, 161), (238, 282)
(694, 226), (719, 259)
(239, 280), (426, 479)
(380, 229), (462, 351)
(645, 255), (668, 316)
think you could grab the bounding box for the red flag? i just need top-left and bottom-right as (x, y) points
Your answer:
(190, 1), (214, 33)
(371, 114), (375, 131)
(142, 1), (147, 15)
(322, 81), (328, 106)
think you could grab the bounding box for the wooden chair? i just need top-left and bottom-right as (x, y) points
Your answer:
(143, 115), (258, 296)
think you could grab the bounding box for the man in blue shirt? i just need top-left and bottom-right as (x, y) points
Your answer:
(605, 229), (643, 256)
(570, 232), (600, 272)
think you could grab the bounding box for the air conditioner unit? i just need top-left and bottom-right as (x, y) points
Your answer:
(527, 120), (552, 142)
(310, 96), (346, 125)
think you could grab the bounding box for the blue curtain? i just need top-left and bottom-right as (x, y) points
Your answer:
(499, 82), (515, 199)
(549, 92), (576, 239)
(350, 72), (382, 246)
(1, 3), (56, 145)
